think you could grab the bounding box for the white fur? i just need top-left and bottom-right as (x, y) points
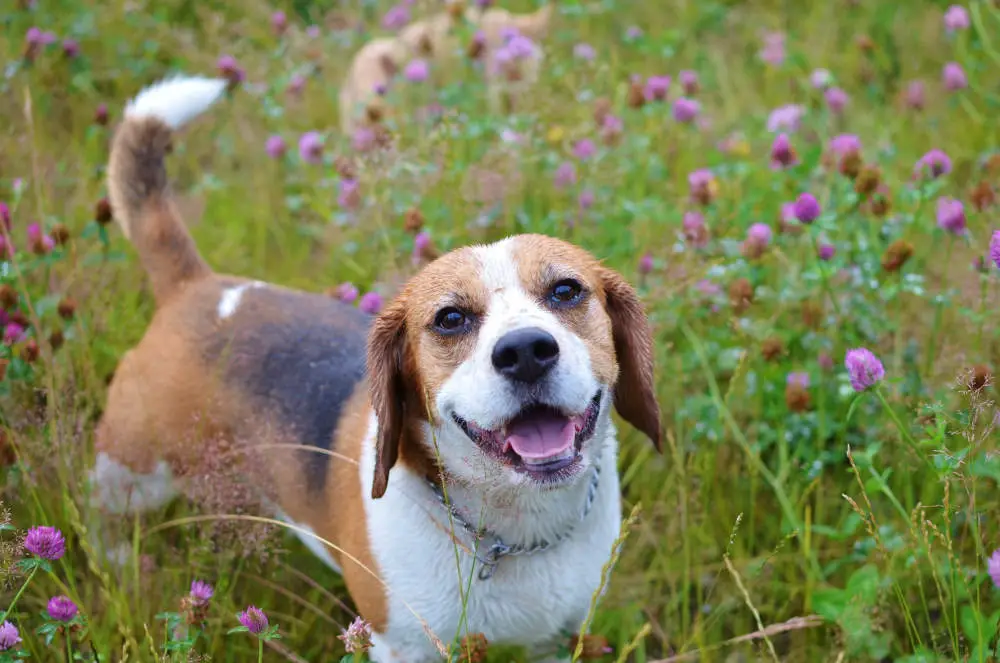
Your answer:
(361, 412), (621, 662)
(217, 281), (264, 319)
(89, 451), (177, 515)
(124, 75), (228, 130)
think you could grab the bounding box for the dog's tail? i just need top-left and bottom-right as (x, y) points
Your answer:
(107, 75), (228, 305)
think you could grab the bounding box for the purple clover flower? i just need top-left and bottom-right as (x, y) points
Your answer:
(237, 606), (269, 635)
(844, 348), (885, 392)
(24, 525), (66, 560)
(47, 595), (78, 622)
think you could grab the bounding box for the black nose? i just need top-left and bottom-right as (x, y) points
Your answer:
(491, 327), (560, 383)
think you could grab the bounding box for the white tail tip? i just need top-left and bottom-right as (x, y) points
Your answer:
(124, 75), (228, 130)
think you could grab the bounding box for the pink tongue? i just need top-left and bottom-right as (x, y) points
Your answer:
(505, 411), (575, 459)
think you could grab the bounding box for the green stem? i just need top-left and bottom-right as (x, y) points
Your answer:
(4, 566), (38, 618)
(258, 638), (264, 663)
(809, 230), (842, 317)
(66, 631), (74, 662)
(874, 387), (934, 469)
(924, 235), (955, 378)
(977, 273), (988, 357)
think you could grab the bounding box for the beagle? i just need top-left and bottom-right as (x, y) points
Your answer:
(339, 3), (553, 134)
(92, 75), (661, 662)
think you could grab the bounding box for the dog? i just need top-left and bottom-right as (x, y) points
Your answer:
(92, 75), (661, 662)
(339, 3), (553, 134)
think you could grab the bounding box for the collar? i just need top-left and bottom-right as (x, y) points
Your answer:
(426, 463), (602, 580)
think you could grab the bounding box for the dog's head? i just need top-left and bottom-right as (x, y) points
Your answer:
(367, 234), (660, 499)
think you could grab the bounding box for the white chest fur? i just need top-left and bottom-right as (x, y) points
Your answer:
(358, 414), (622, 662)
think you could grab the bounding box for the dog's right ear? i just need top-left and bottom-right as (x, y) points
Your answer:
(513, 4), (554, 40)
(367, 295), (410, 499)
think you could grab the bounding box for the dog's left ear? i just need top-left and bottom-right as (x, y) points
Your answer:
(367, 296), (411, 499)
(599, 267), (662, 451)
(513, 4), (554, 40)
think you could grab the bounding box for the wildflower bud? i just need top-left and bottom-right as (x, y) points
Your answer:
(688, 169), (718, 206)
(679, 70), (699, 95)
(457, 633), (489, 663)
(593, 97), (612, 127)
(568, 634), (613, 659)
(404, 208), (425, 234)
(0, 285), (17, 310)
(761, 337), (785, 361)
(854, 165), (881, 196)
(728, 277), (754, 313)
(49, 223), (70, 246)
(627, 78), (646, 109)
(785, 373), (811, 412)
(338, 616), (374, 653)
(447, 1), (466, 21)
(881, 239), (914, 272)
(95, 198), (113, 225)
(638, 252), (654, 275)
(21, 338), (39, 363)
(683, 211), (709, 248)
(969, 365), (992, 392)
(48, 329), (64, 352)
(335, 156), (357, 181)
(866, 185), (892, 217)
(971, 181), (996, 211)
(216, 54), (245, 90)
(838, 150), (863, 179)
(599, 114), (623, 146)
(94, 103), (109, 126)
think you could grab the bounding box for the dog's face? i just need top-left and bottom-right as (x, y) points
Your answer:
(368, 234), (660, 498)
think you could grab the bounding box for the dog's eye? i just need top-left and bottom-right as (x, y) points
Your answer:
(549, 279), (583, 306)
(433, 307), (471, 334)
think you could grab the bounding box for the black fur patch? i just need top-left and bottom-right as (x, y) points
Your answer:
(203, 286), (372, 493)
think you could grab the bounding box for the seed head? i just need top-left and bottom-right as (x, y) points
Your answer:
(626, 78), (646, 109)
(970, 182), (996, 211)
(457, 632), (489, 663)
(568, 634), (613, 659)
(728, 278), (754, 313)
(593, 97), (613, 127)
(24, 525), (66, 560)
(968, 365), (992, 392)
(95, 197), (113, 225)
(47, 595), (78, 622)
(404, 208), (425, 234)
(844, 348), (885, 392)
(761, 337), (785, 361)
(0, 285), (17, 310)
(854, 165), (881, 196)
(688, 169), (718, 206)
(48, 330), (64, 352)
(881, 239), (914, 272)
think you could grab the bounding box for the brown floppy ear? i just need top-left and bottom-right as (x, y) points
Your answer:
(366, 296), (410, 499)
(513, 3), (554, 40)
(600, 267), (662, 451)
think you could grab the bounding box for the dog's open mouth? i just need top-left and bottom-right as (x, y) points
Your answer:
(452, 391), (602, 479)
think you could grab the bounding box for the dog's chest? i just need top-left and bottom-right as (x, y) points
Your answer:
(362, 456), (621, 653)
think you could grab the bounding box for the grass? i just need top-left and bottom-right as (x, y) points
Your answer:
(2, 0), (1000, 660)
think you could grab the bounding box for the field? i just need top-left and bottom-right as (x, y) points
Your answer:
(2, 0), (1000, 660)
